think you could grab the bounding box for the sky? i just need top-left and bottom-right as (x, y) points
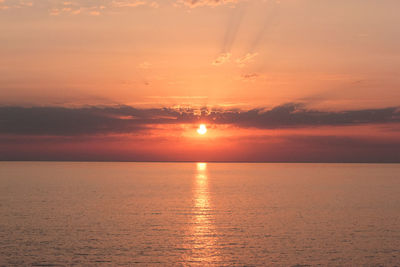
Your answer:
(1, 0), (400, 162)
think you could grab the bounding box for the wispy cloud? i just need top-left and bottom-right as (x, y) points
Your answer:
(1, 0), (242, 14)
(0, 0), (158, 15)
(176, 0), (238, 8)
(240, 72), (259, 81)
(0, 0), (33, 10)
(213, 52), (259, 67)
(212, 53), (231, 66)
(111, 0), (146, 8)
(236, 52), (258, 67)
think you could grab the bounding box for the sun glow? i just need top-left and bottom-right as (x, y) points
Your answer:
(197, 124), (207, 135)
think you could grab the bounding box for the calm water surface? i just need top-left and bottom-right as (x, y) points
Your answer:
(0, 162), (399, 266)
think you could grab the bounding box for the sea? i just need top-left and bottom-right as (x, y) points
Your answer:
(0, 162), (399, 266)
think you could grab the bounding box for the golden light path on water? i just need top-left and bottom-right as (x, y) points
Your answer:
(184, 162), (221, 265)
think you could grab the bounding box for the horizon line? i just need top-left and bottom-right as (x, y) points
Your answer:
(1, 160), (399, 164)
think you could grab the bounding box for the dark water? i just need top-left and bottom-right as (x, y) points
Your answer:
(0, 162), (399, 266)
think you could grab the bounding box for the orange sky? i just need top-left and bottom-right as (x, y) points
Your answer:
(0, 0), (399, 162)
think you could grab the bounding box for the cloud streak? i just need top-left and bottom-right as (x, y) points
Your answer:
(236, 52), (258, 67)
(0, 0), (238, 13)
(0, 103), (399, 136)
(0, 0), (158, 15)
(212, 52), (231, 66)
(177, 0), (238, 8)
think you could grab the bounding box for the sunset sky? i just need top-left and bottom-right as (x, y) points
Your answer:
(1, 0), (400, 162)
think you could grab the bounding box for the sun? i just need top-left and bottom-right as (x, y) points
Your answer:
(197, 124), (207, 135)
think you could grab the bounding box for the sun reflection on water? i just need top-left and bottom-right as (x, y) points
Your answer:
(197, 162), (207, 171)
(184, 162), (220, 265)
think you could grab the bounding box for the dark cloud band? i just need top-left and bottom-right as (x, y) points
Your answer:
(0, 103), (399, 136)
